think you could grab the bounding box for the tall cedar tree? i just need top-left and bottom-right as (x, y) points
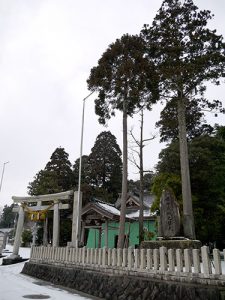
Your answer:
(88, 131), (122, 201)
(87, 34), (159, 248)
(141, 0), (225, 238)
(28, 147), (73, 195)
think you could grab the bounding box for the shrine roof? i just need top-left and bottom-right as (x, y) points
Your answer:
(126, 209), (156, 219)
(115, 192), (155, 209)
(82, 199), (133, 221)
(96, 201), (121, 216)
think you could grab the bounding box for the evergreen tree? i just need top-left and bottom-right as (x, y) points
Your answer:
(73, 155), (90, 187)
(142, 0), (225, 238)
(156, 98), (214, 142)
(0, 204), (15, 228)
(28, 147), (73, 195)
(88, 131), (122, 201)
(128, 172), (154, 193)
(88, 34), (159, 248)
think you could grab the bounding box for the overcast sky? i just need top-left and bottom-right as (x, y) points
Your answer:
(0, 0), (225, 207)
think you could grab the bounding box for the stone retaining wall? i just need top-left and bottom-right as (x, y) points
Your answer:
(22, 262), (225, 300)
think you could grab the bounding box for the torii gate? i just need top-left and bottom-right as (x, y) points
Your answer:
(9, 190), (82, 261)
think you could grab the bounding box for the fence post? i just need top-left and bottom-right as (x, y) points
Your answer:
(47, 246), (51, 263)
(68, 247), (72, 262)
(134, 249), (140, 270)
(41, 246), (45, 260)
(90, 248), (94, 265)
(128, 247), (134, 269)
(36, 246), (40, 260)
(112, 248), (117, 267)
(86, 248), (90, 264)
(146, 249), (153, 270)
(44, 246), (47, 260)
(140, 249), (146, 270)
(98, 248), (102, 266)
(192, 249), (200, 273)
(72, 248), (76, 263)
(55, 247), (59, 261)
(42, 247), (46, 260)
(201, 246), (212, 275)
(54, 247), (58, 262)
(94, 248), (98, 265)
(82, 247), (86, 265)
(47, 247), (51, 262)
(65, 247), (69, 263)
(58, 248), (61, 261)
(107, 248), (112, 266)
(59, 248), (63, 262)
(102, 247), (107, 267)
(62, 247), (65, 262)
(63, 248), (67, 262)
(75, 248), (79, 263)
(213, 248), (222, 275)
(117, 248), (122, 267)
(54, 247), (57, 261)
(160, 246), (167, 271)
(168, 249), (175, 272)
(122, 248), (127, 268)
(176, 249), (183, 272)
(153, 249), (159, 271)
(77, 248), (81, 264)
(184, 249), (192, 273)
(51, 247), (56, 262)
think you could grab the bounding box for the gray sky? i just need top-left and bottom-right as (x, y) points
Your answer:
(0, 0), (225, 207)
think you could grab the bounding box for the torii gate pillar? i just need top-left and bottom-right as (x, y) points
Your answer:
(52, 200), (60, 247)
(12, 205), (25, 259)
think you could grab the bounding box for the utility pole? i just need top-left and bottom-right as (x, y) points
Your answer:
(0, 161), (9, 193)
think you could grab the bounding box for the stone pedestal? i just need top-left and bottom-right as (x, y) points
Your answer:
(141, 239), (201, 250)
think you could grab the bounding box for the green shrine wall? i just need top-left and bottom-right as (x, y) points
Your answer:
(86, 220), (156, 248)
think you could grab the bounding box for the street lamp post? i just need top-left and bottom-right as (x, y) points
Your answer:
(76, 91), (94, 247)
(0, 161), (9, 193)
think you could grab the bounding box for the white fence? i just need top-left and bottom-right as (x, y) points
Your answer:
(30, 246), (225, 277)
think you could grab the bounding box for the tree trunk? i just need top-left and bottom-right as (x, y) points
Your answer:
(177, 96), (196, 239)
(139, 110), (144, 244)
(117, 99), (128, 248)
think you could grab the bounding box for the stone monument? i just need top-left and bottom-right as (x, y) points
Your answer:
(159, 189), (180, 238)
(141, 189), (201, 249)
